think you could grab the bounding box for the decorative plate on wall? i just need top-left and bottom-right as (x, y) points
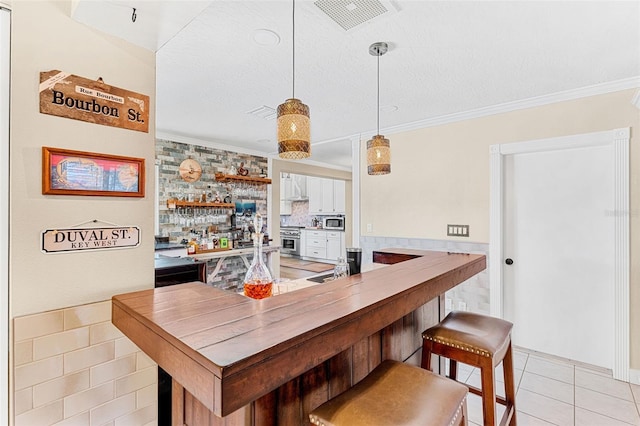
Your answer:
(179, 158), (202, 183)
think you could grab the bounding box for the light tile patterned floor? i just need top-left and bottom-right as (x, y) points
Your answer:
(459, 348), (640, 426)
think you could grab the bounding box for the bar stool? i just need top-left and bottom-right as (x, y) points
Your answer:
(421, 311), (516, 426)
(309, 360), (468, 426)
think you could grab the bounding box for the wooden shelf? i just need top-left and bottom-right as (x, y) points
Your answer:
(194, 247), (231, 255)
(166, 200), (235, 209)
(215, 173), (272, 185)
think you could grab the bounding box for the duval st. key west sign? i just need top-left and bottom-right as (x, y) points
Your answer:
(42, 226), (141, 254)
(39, 70), (149, 133)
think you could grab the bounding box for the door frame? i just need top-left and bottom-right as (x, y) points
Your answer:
(489, 128), (630, 381)
(1, 5), (9, 422)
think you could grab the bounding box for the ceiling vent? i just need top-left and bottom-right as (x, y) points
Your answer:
(314, 0), (399, 31)
(246, 105), (277, 120)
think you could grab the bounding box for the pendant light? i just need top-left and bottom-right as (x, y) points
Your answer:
(366, 42), (391, 175)
(277, 0), (311, 159)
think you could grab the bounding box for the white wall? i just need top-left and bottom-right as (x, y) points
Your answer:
(9, 1), (156, 423)
(10, 0), (156, 317)
(360, 88), (640, 368)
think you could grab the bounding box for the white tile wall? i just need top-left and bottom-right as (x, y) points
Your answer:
(13, 301), (158, 425)
(360, 236), (490, 315)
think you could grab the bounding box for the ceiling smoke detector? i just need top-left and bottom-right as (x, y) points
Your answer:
(314, 0), (399, 31)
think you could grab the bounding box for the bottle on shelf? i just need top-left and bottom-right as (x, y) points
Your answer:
(242, 213), (273, 299)
(187, 240), (198, 255)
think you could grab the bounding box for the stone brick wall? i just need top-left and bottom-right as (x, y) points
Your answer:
(156, 139), (272, 291)
(156, 139), (269, 242)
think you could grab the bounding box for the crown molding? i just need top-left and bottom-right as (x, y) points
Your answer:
(291, 158), (352, 172)
(382, 77), (640, 136)
(317, 77), (640, 145)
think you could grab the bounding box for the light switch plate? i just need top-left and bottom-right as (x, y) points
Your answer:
(447, 224), (469, 237)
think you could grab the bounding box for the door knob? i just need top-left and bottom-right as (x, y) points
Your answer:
(505, 258), (514, 265)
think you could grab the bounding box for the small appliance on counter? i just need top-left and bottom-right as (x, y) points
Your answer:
(323, 216), (345, 231)
(346, 247), (362, 275)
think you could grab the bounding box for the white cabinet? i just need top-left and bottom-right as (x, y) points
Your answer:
(280, 200), (292, 215)
(281, 174), (293, 199)
(308, 177), (346, 215)
(280, 173), (293, 214)
(302, 229), (345, 262)
(304, 229), (327, 260)
(307, 177), (323, 214)
(332, 180), (346, 214)
(299, 228), (306, 257)
(326, 231), (345, 261)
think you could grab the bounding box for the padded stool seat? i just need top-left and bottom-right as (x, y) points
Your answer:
(422, 311), (516, 426)
(309, 360), (468, 426)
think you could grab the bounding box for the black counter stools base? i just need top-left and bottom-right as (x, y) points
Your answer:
(421, 311), (516, 426)
(309, 359), (468, 426)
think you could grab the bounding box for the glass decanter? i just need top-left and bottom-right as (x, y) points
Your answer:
(333, 256), (350, 280)
(242, 213), (273, 299)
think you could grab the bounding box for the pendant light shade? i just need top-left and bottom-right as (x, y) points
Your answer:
(366, 41), (390, 175)
(367, 135), (391, 175)
(277, 98), (310, 159)
(278, 0), (311, 159)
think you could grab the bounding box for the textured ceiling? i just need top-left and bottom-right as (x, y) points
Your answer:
(76, 1), (640, 169)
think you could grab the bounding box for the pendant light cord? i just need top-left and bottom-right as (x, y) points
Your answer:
(376, 52), (380, 134)
(292, 0), (296, 99)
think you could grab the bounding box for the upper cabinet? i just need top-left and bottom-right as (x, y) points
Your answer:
(280, 173), (309, 215)
(333, 180), (346, 214)
(308, 177), (346, 215)
(280, 173), (293, 215)
(281, 173), (307, 201)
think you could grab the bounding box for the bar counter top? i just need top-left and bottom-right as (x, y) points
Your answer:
(112, 249), (486, 422)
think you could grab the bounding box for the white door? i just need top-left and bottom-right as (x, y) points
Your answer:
(502, 143), (616, 368)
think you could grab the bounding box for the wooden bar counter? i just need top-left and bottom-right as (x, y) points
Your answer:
(112, 249), (486, 425)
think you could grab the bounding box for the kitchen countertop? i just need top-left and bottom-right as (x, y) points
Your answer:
(154, 255), (204, 269)
(273, 262), (386, 294)
(154, 242), (186, 251)
(187, 244), (280, 261)
(112, 249), (486, 419)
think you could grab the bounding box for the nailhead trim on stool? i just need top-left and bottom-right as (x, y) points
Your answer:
(309, 360), (468, 426)
(422, 311), (517, 426)
(423, 335), (492, 357)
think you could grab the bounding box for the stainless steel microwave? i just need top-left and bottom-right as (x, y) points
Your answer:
(322, 216), (345, 231)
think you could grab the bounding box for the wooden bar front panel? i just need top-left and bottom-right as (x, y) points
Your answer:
(196, 298), (439, 425)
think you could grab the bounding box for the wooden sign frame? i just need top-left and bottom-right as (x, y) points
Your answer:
(39, 70), (149, 133)
(42, 226), (141, 253)
(42, 147), (145, 197)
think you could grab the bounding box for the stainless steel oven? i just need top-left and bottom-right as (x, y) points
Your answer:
(280, 226), (302, 257)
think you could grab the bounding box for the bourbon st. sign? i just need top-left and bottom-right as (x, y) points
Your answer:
(39, 70), (149, 133)
(42, 226), (141, 254)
